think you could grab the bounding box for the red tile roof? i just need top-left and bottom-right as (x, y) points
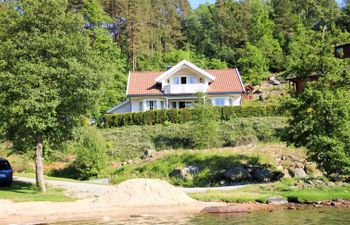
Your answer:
(127, 68), (245, 96)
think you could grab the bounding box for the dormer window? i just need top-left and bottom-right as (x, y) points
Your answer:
(189, 76), (197, 84)
(173, 77), (180, 84)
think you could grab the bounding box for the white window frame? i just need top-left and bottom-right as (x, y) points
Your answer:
(173, 77), (180, 85)
(189, 76), (197, 84)
(142, 99), (166, 111)
(212, 97), (232, 106)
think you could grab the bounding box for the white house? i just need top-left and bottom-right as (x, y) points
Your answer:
(107, 60), (245, 113)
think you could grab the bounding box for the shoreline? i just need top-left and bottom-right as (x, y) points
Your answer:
(2, 177), (349, 225)
(0, 199), (221, 225)
(1, 199), (350, 225)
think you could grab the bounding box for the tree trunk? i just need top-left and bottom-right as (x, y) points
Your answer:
(35, 135), (46, 192)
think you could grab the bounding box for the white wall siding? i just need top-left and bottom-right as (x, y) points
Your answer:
(131, 100), (141, 112)
(232, 95), (242, 106)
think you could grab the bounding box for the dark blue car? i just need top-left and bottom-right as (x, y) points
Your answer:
(0, 157), (13, 186)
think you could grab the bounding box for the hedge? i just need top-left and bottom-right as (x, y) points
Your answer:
(104, 105), (286, 128)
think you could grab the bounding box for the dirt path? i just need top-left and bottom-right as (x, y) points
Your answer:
(14, 176), (247, 197)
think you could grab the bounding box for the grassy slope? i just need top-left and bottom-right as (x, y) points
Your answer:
(102, 117), (288, 161)
(190, 179), (350, 203)
(112, 143), (307, 187)
(0, 181), (76, 202)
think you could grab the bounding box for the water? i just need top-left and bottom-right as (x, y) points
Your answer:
(52, 208), (350, 225)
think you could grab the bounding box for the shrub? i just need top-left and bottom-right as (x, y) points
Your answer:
(104, 105), (285, 128)
(191, 103), (222, 149)
(72, 127), (109, 180)
(284, 88), (350, 175)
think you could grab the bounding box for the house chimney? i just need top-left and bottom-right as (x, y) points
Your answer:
(166, 66), (172, 71)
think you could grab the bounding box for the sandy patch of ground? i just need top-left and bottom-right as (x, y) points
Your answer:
(0, 178), (223, 225)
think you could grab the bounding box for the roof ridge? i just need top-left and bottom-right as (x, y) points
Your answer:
(131, 68), (237, 73)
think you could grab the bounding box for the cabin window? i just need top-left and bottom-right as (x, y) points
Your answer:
(173, 77), (180, 84)
(181, 76), (187, 84)
(335, 47), (344, 58)
(189, 76), (197, 84)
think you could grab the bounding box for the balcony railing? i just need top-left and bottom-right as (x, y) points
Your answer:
(163, 83), (208, 94)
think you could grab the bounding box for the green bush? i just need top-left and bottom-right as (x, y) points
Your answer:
(72, 127), (109, 180)
(104, 105), (285, 128)
(192, 103), (222, 149)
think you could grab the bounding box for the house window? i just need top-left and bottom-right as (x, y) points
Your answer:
(171, 102), (177, 109)
(199, 78), (204, 83)
(173, 77), (180, 84)
(138, 101), (143, 111)
(160, 101), (165, 109)
(181, 76), (187, 84)
(185, 102), (193, 108)
(229, 98), (233, 106)
(214, 98), (227, 106)
(189, 76), (197, 84)
(146, 100), (157, 111)
(179, 102), (186, 109)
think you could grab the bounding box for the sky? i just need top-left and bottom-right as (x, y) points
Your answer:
(189, 0), (346, 9)
(189, 0), (216, 9)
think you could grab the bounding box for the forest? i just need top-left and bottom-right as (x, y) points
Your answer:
(69, 0), (350, 105)
(0, 0), (349, 111)
(0, 1), (350, 192)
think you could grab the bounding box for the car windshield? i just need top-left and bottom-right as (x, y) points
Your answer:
(0, 161), (11, 170)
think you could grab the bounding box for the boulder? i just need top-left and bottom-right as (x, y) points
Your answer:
(182, 165), (199, 175)
(233, 136), (258, 147)
(252, 168), (272, 182)
(169, 165), (199, 179)
(201, 206), (249, 214)
(267, 197), (288, 205)
(305, 163), (323, 177)
(289, 168), (307, 178)
(169, 169), (187, 179)
(142, 149), (156, 159)
(276, 165), (284, 171)
(223, 166), (252, 182)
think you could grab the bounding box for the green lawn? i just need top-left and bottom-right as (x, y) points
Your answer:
(0, 181), (76, 202)
(189, 179), (350, 203)
(16, 172), (81, 182)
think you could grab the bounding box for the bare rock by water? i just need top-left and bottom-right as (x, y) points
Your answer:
(267, 197), (289, 205)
